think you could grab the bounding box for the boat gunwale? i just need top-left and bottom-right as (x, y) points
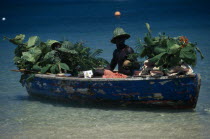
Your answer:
(34, 74), (198, 81)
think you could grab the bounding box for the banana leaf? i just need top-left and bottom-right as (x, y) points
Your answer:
(155, 53), (168, 67)
(50, 64), (59, 74)
(20, 47), (42, 64)
(46, 40), (59, 47)
(32, 64), (42, 71)
(21, 52), (35, 63)
(41, 64), (52, 73)
(8, 34), (25, 45)
(60, 63), (70, 71)
(13, 56), (21, 64)
(168, 44), (181, 54)
(27, 36), (40, 47)
(57, 47), (77, 54)
(166, 39), (176, 48)
(154, 47), (167, 55)
(180, 46), (196, 66)
(14, 44), (29, 57)
(40, 42), (51, 55)
(149, 52), (167, 64)
(38, 42), (47, 50)
(43, 50), (56, 61)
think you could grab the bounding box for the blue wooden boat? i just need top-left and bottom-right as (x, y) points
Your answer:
(24, 74), (201, 109)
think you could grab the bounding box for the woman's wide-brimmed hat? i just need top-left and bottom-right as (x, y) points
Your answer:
(111, 27), (130, 44)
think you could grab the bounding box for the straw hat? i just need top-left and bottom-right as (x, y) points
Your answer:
(111, 27), (130, 44)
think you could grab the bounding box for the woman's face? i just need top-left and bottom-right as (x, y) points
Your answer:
(116, 39), (126, 49)
(115, 38), (125, 45)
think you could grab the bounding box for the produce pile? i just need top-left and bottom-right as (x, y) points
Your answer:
(103, 69), (127, 78)
(5, 34), (108, 82)
(131, 23), (204, 76)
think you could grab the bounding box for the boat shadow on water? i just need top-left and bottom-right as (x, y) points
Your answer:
(14, 94), (195, 113)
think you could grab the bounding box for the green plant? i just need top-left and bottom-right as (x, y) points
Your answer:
(5, 34), (108, 84)
(134, 23), (204, 71)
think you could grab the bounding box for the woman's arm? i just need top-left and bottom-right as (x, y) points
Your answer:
(106, 49), (118, 71)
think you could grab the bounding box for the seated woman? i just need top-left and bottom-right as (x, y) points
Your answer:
(106, 27), (139, 76)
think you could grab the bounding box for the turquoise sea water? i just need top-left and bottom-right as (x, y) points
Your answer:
(1, 0), (210, 138)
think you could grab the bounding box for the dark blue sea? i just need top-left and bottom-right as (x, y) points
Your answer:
(1, 0), (210, 138)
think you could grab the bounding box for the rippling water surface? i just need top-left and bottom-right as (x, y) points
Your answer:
(0, 0), (210, 138)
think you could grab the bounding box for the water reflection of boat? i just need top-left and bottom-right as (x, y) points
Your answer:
(25, 74), (201, 109)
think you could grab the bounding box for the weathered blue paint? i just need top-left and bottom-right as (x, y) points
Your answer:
(25, 74), (201, 108)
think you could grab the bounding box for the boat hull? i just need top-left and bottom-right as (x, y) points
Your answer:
(25, 74), (201, 108)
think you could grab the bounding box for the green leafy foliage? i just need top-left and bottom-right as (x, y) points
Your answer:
(32, 64), (42, 71)
(21, 47), (42, 63)
(61, 41), (74, 49)
(41, 64), (52, 74)
(60, 63), (70, 71)
(4, 34), (25, 45)
(134, 23), (204, 70)
(57, 47), (77, 54)
(59, 42), (109, 75)
(21, 52), (36, 63)
(50, 64), (59, 74)
(5, 34), (109, 79)
(46, 40), (59, 47)
(43, 50), (57, 64)
(27, 36), (40, 47)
